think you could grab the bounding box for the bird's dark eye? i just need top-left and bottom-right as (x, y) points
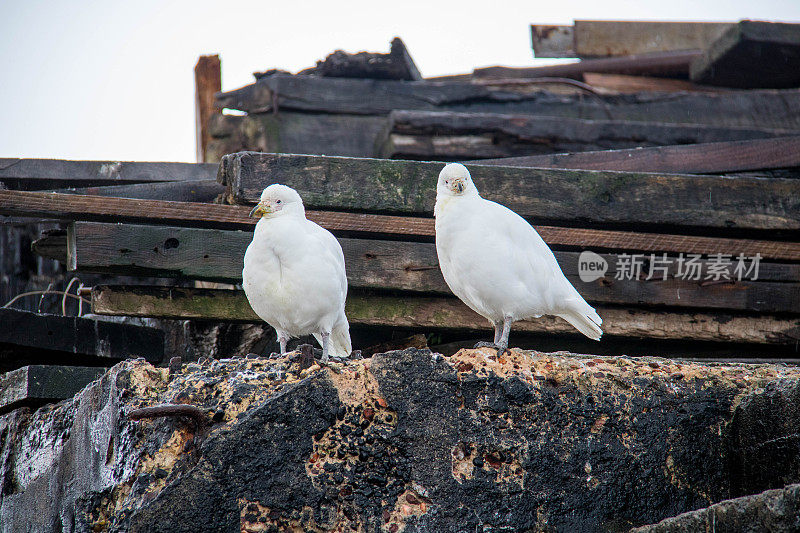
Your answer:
(276, 200), (282, 204)
(445, 180), (449, 184)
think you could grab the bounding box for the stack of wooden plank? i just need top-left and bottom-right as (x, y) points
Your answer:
(5, 151), (796, 361)
(207, 21), (800, 163)
(0, 160), (224, 412)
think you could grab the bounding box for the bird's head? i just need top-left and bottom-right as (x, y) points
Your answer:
(437, 163), (476, 198)
(249, 184), (304, 219)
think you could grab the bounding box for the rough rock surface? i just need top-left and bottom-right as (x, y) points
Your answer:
(633, 483), (800, 532)
(2, 347), (800, 532)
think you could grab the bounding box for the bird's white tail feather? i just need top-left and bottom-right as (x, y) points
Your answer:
(313, 315), (352, 357)
(558, 299), (603, 341)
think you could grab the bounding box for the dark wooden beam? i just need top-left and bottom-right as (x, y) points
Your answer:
(195, 55), (222, 162)
(91, 285), (800, 345)
(0, 159), (217, 191)
(0, 308), (164, 363)
(54, 180), (223, 203)
(206, 112), (387, 162)
(65, 222), (800, 313)
(379, 110), (791, 160)
(222, 152), (800, 233)
(470, 136), (800, 174)
(691, 21), (800, 89)
(0, 365), (106, 414)
(215, 73), (506, 115)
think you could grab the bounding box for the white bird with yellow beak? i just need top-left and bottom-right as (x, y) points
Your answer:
(243, 184), (351, 362)
(434, 163), (602, 354)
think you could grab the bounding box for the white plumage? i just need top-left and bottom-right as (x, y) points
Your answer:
(242, 184), (351, 361)
(434, 163), (602, 352)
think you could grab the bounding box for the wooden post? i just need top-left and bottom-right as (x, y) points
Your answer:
(195, 55), (222, 163)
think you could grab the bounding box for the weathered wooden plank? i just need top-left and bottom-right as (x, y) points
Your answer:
(0, 190), (254, 230)
(582, 73), (725, 94)
(66, 222), (800, 313)
(225, 152), (800, 232)
(573, 21), (734, 58)
(379, 110), (790, 160)
(471, 136), (800, 174)
(91, 285), (800, 345)
(206, 112), (387, 162)
(0, 365), (106, 414)
(0, 159), (217, 190)
(531, 25), (575, 58)
(54, 180), (223, 203)
(474, 50), (702, 80)
(519, 89), (800, 130)
(691, 21), (800, 89)
(6, 189), (800, 261)
(530, 22), (735, 58)
(195, 54), (222, 162)
(0, 308), (163, 362)
(214, 73), (800, 129)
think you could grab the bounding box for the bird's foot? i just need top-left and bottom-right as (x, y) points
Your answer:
(473, 341), (498, 350)
(318, 359), (343, 374)
(472, 341), (507, 358)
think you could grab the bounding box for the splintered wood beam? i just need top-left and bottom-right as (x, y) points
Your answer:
(299, 37), (422, 81)
(195, 54), (222, 162)
(0, 365), (106, 414)
(222, 152), (800, 232)
(470, 136), (800, 175)
(0, 159), (217, 190)
(473, 50), (702, 80)
(64, 222), (800, 313)
(91, 285), (800, 346)
(5, 189), (800, 260)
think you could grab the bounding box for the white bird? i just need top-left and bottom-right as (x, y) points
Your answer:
(434, 163), (602, 354)
(242, 184), (351, 363)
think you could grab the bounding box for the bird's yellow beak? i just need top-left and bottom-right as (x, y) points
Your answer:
(249, 202), (270, 217)
(450, 179), (465, 194)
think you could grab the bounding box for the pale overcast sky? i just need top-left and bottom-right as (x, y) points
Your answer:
(1, 0), (799, 163)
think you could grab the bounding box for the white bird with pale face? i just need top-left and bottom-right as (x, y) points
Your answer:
(243, 184), (351, 362)
(434, 163), (602, 354)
